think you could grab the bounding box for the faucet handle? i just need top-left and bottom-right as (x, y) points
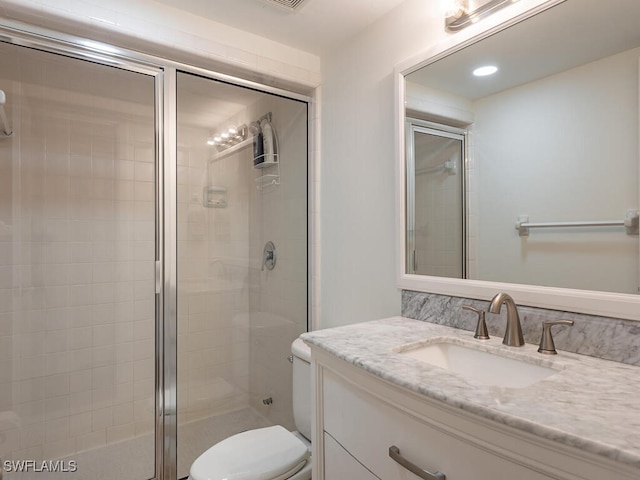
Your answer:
(462, 305), (489, 340)
(538, 320), (574, 355)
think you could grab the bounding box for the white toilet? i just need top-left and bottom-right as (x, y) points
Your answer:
(188, 338), (312, 480)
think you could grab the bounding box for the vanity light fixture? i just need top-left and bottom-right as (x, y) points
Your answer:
(207, 125), (248, 151)
(445, 0), (521, 32)
(473, 65), (498, 76)
(442, 0), (468, 19)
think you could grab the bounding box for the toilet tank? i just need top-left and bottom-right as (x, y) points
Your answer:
(291, 338), (311, 441)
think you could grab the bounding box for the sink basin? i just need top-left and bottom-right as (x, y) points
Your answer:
(398, 340), (558, 388)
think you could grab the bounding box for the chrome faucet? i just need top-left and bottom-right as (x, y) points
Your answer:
(488, 292), (525, 347)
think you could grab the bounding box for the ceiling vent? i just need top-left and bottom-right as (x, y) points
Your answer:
(259, 0), (310, 12)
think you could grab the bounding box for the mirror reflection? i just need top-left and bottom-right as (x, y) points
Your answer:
(406, 122), (465, 278)
(405, 0), (640, 295)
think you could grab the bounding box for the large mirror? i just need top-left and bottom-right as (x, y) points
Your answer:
(399, 0), (640, 319)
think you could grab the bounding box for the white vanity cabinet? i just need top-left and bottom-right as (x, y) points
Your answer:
(311, 347), (637, 480)
(323, 432), (380, 480)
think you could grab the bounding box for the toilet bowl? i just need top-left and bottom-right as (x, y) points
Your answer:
(188, 338), (312, 480)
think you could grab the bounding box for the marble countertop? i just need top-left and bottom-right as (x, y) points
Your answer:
(301, 317), (640, 470)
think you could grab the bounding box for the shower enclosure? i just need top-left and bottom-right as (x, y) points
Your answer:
(175, 73), (308, 478)
(406, 120), (465, 278)
(0, 23), (308, 480)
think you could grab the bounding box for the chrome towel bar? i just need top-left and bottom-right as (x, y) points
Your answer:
(516, 209), (639, 236)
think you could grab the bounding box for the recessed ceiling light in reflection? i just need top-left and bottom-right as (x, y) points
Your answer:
(473, 65), (498, 77)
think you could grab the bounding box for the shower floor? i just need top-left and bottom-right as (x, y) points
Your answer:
(2, 408), (271, 480)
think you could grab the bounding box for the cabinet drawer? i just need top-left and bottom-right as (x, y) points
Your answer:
(322, 369), (554, 480)
(324, 432), (380, 480)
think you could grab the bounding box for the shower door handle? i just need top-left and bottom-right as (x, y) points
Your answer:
(155, 260), (162, 294)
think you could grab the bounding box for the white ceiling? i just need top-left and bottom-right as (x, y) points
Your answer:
(153, 0), (408, 55)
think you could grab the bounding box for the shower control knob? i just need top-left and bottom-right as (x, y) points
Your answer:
(262, 241), (276, 271)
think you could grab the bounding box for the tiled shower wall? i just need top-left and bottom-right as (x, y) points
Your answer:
(0, 43), (156, 469)
(248, 96), (308, 430)
(176, 80), (308, 432)
(176, 123), (253, 425)
(174, 76), (308, 476)
(0, 44), (309, 472)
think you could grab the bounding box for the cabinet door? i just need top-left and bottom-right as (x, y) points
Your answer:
(323, 370), (555, 480)
(324, 432), (380, 480)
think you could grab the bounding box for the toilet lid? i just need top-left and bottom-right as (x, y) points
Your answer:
(189, 425), (310, 480)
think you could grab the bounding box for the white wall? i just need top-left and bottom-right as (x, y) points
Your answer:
(318, 0), (440, 329)
(406, 81), (474, 126)
(318, 0), (559, 329)
(474, 47), (640, 294)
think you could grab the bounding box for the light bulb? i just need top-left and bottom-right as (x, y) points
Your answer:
(473, 65), (498, 77)
(442, 0), (468, 18)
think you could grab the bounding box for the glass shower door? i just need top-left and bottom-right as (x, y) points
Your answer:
(0, 42), (159, 479)
(175, 72), (308, 479)
(0, 24), (310, 480)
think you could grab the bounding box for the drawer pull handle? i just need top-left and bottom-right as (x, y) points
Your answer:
(389, 445), (446, 480)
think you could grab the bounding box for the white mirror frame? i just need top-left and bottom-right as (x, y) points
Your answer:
(395, 0), (640, 321)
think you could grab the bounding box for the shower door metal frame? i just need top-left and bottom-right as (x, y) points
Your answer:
(0, 23), (169, 480)
(405, 118), (467, 278)
(0, 17), (311, 480)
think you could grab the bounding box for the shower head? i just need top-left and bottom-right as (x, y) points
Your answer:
(0, 89), (6, 105)
(249, 121), (261, 135)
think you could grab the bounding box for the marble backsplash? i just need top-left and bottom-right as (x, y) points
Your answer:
(402, 290), (640, 367)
